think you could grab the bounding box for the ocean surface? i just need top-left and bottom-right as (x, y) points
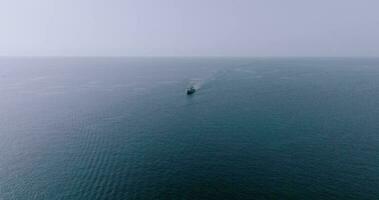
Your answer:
(1, 57), (379, 200)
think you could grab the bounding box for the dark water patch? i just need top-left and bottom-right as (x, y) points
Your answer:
(1, 57), (379, 199)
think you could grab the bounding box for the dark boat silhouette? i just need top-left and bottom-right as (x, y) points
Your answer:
(186, 86), (196, 95)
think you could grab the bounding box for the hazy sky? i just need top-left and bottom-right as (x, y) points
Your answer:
(1, 0), (378, 57)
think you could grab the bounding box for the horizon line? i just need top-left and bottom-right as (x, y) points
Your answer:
(1, 55), (379, 59)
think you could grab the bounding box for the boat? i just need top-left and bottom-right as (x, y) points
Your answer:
(186, 86), (196, 95)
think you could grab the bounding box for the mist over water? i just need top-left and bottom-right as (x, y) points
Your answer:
(1, 57), (379, 199)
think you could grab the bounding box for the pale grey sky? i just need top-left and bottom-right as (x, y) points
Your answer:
(1, 0), (378, 57)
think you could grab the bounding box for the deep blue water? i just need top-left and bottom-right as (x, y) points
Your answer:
(1, 57), (379, 199)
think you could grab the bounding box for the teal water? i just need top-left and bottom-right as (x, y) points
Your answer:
(1, 57), (379, 199)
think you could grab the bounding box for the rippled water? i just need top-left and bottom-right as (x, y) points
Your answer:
(1, 57), (379, 199)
